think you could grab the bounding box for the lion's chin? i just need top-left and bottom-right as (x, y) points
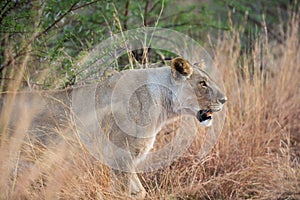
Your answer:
(200, 118), (213, 127)
(197, 109), (213, 127)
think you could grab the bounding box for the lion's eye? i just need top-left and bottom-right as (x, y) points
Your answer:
(199, 81), (207, 88)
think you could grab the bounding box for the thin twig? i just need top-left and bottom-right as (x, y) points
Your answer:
(1, 1), (102, 71)
(148, 0), (161, 14)
(144, 0), (149, 26)
(0, 0), (16, 24)
(147, 7), (195, 25)
(36, 2), (77, 38)
(71, 0), (102, 12)
(124, 0), (130, 30)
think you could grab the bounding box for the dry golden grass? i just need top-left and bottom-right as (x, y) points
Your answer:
(140, 15), (300, 199)
(1, 14), (299, 200)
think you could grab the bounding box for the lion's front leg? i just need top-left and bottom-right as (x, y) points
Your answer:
(128, 172), (146, 199)
(113, 165), (146, 199)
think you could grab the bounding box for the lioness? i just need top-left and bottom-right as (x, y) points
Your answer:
(0, 57), (226, 199)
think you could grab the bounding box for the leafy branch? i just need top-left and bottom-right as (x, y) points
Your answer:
(0, 0), (102, 71)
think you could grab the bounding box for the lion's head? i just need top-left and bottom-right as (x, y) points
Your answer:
(171, 57), (227, 127)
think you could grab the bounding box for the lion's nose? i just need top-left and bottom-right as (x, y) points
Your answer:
(218, 97), (227, 104)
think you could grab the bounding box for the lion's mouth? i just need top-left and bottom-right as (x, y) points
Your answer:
(197, 109), (213, 127)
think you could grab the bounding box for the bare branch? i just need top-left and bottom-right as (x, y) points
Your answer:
(71, 0), (103, 12)
(0, 0), (12, 17)
(0, 0), (16, 24)
(148, 0), (161, 14)
(144, 0), (149, 26)
(36, 2), (77, 38)
(124, 0), (130, 30)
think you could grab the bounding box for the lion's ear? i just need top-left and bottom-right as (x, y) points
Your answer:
(171, 57), (193, 79)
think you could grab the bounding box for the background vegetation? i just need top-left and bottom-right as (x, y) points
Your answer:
(1, 0), (298, 88)
(0, 0), (299, 199)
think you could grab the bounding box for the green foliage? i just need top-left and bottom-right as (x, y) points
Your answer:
(0, 0), (298, 89)
(213, 0), (300, 43)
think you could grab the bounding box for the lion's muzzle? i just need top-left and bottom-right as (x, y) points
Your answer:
(196, 97), (227, 127)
